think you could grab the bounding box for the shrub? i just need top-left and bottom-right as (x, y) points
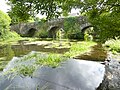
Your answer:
(105, 39), (120, 53)
(84, 33), (93, 41)
(37, 29), (48, 38)
(0, 10), (11, 39)
(64, 17), (84, 39)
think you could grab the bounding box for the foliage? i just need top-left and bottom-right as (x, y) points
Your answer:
(105, 39), (120, 53)
(84, 33), (93, 41)
(7, 0), (120, 41)
(0, 10), (11, 39)
(64, 17), (83, 39)
(7, 0), (83, 21)
(36, 53), (66, 68)
(64, 41), (96, 58)
(37, 29), (48, 38)
(0, 31), (21, 41)
(2, 40), (96, 76)
(56, 28), (64, 40)
(5, 52), (67, 76)
(80, 0), (120, 41)
(0, 10), (20, 41)
(16, 65), (36, 76)
(86, 12), (120, 42)
(7, 1), (34, 24)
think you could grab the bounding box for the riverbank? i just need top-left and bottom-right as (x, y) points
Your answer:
(0, 39), (96, 71)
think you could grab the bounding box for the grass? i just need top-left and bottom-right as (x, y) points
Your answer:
(36, 53), (67, 68)
(4, 52), (67, 76)
(16, 65), (36, 76)
(104, 39), (120, 53)
(64, 41), (97, 58)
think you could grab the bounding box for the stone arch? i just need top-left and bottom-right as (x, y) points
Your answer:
(27, 28), (37, 37)
(48, 26), (60, 38)
(81, 25), (93, 33)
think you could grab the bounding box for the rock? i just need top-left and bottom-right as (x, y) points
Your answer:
(0, 52), (105, 90)
(97, 60), (120, 90)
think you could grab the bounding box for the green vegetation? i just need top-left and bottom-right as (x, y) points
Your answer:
(36, 53), (66, 68)
(1, 0), (119, 77)
(16, 65), (36, 76)
(64, 41), (96, 58)
(84, 33), (93, 41)
(105, 39), (120, 54)
(5, 52), (66, 76)
(2, 41), (96, 76)
(64, 17), (83, 39)
(37, 29), (48, 38)
(0, 10), (11, 29)
(7, 0), (120, 41)
(0, 10), (11, 40)
(0, 10), (21, 41)
(82, 1), (120, 42)
(0, 31), (21, 42)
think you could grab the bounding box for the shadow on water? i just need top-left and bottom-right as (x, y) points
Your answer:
(75, 43), (107, 61)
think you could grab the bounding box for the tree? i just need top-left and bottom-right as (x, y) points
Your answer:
(79, 0), (120, 41)
(0, 10), (11, 39)
(7, 0), (81, 21)
(7, 0), (120, 41)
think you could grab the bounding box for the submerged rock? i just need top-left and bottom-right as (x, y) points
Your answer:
(0, 52), (105, 90)
(97, 60), (120, 90)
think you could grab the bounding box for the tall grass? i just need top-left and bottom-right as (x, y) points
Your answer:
(105, 39), (120, 53)
(4, 52), (66, 76)
(36, 53), (66, 68)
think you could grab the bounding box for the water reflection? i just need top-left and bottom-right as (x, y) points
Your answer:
(0, 45), (15, 71)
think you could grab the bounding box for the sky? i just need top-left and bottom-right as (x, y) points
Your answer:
(0, 0), (80, 18)
(0, 0), (10, 13)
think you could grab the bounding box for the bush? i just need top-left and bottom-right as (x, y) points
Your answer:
(84, 33), (93, 41)
(105, 39), (120, 53)
(37, 29), (48, 38)
(0, 10), (21, 41)
(64, 17), (84, 39)
(0, 10), (11, 35)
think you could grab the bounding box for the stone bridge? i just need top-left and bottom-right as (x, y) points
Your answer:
(10, 16), (92, 37)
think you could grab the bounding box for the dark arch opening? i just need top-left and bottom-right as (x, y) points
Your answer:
(81, 25), (93, 33)
(48, 26), (60, 38)
(27, 28), (37, 37)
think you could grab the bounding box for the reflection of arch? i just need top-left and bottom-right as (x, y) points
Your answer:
(27, 28), (37, 37)
(48, 26), (60, 38)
